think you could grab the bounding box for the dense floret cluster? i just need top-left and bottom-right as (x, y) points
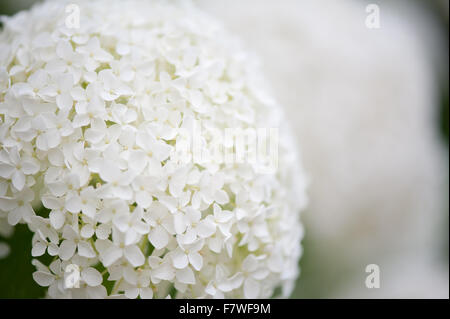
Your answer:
(0, 0), (307, 298)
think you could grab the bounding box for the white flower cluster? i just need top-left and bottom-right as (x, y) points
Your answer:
(0, 0), (307, 298)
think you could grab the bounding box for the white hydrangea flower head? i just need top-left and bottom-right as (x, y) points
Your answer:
(0, 0), (308, 298)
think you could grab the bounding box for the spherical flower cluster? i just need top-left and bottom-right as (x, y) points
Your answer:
(0, 0), (307, 298)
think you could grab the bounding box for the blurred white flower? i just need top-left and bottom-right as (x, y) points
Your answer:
(0, 241), (10, 259)
(200, 0), (448, 298)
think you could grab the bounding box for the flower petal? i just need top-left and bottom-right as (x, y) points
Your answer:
(244, 277), (260, 299)
(171, 249), (188, 269)
(81, 267), (103, 286)
(59, 239), (76, 261)
(149, 226), (169, 250)
(33, 271), (54, 287)
(124, 245), (145, 267)
(176, 267), (195, 285)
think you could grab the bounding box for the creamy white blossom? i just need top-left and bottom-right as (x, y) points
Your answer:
(200, 0), (448, 298)
(0, 0), (307, 298)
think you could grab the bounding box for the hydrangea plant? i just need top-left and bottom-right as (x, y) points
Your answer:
(0, 0), (307, 298)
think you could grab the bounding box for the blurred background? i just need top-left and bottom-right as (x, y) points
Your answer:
(0, 0), (448, 298)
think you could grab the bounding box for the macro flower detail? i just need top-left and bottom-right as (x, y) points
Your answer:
(0, 0), (307, 298)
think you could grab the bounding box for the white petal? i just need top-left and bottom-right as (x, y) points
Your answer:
(252, 268), (270, 280)
(123, 267), (138, 285)
(12, 170), (25, 191)
(33, 271), (54, 287)
(197, 219), (216, 238)
(21, 158), (40, 175)
(32, 241), (47, 257)
(36, 134), (49, 151)
(72, 114), (90, 127)
(215, 207), (233, 223)
(171, 249), (188, 269)
(124, 245), (145, 267)
(176, 267), (195, 285)
(242, 254), (258, 272)
(188, 252), (203, 271)
(173, 213), (187, 234)
(95, 224), (111, 240)
(113, 214), (129, 233)
(133, 221), (149, 235)
(85, 129), (105, 144)
(0, 197), (17, 211)
(8, 209), (22, 226)
(148, 226), (169, 250)
(191, 191), (202, 209)
(136, 191), (152, 209)
(208, 236), (223, 253)
(82, 204), (96, 219)
(56, 93), (73, 110)
(59, 239), (76, 260)
(80, 224), (95, 238)
(0, 164), (14, 178)
(128, 151), (147, 174)
(102, 246), (123, 267)
(153, 262), (175, 281)
(124, 229), (138, 246)
(77, 241), (96, 258)
(178, 229), (196, 245)
(66, 196), (81, 214)
(219, 273), (244, 292)
(215, 190), (229, 205)
(125, 288), (139, 299)
(49, 210), (65, 229)
(244, 277), (260, 299)
(140, 287), (154, 299)
(48, 244), (59, 256)
(99, 160), (119, 183)
(44, 131), (61, 149)
(81, 267), (103, 287)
